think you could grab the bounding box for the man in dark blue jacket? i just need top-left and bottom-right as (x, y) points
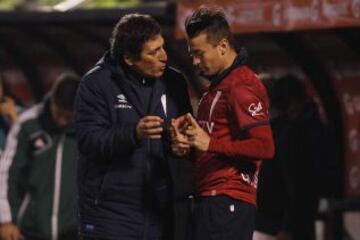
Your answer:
(74, 13), (193, 240)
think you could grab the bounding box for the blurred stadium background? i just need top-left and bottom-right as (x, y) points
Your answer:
(0, 0), (359, 239)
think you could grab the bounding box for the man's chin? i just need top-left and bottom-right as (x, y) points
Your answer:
(198, 70), (212, 79)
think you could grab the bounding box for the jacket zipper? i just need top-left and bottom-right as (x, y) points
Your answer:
(17, 193), (31, 224)
(51, 134), (65, 240)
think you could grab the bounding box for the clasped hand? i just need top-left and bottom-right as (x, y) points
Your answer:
(170, 113), (210, 157)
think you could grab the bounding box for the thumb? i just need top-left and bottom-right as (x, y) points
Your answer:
(171, 119), (180, 136)
(186, 113), (198, 127)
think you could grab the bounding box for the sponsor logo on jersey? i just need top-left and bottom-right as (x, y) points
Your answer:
(198, 120), (215, 133)
(248, 102), (264, 117)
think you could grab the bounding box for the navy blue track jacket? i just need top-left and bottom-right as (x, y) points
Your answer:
(74, 52), (193, 240)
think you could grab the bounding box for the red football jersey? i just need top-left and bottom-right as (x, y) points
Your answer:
(194, 65), (271, 205)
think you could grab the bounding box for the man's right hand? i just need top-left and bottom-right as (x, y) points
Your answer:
(0, 223), (23, 240)
(170, 116), (191, 157)
(136, 116), (164, 140)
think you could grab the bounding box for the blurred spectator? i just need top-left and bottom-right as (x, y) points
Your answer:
(0, 72), (80, 240)
(0, 74), (20, 154)
(254, 75), (327, 240)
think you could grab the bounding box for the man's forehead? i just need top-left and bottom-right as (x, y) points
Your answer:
(143, 34), (164, 50)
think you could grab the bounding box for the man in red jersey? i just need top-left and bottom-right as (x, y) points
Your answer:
(170, 7), (275, 240)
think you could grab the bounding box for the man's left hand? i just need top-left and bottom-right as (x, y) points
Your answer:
(184, 113), (210, 152)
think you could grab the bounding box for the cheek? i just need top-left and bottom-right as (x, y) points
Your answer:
(143, 59), (158, 70)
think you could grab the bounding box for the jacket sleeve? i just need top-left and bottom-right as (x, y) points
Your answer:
(0, 120), (29, 224)
(74, 74), (140, 158)
(207, 78), (274, 160)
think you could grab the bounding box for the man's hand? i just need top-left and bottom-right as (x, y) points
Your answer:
(184, 113), (210, 152)
(0, 97), (17, 124)
(136, 116), (164, 140)
(170, 117), (190, 157)
(0, 223), (23, 240)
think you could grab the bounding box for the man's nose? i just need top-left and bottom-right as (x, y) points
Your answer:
(159, 48), (168, 62)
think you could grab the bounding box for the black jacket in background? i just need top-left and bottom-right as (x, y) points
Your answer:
(74, 52), (193, 240)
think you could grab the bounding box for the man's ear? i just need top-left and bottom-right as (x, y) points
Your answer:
(123, 55), (134, 66)
(218, 38), (229, 56)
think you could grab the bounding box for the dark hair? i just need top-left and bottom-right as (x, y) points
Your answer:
(50, 72), (80, 112)
(110, 13), (161, 61)
(185, 7), (234, 48)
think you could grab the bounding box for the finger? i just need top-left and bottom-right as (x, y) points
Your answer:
(174, 114), (187, 124)
(175, 137), (190, 145)
(172, 123), (181, 137)
(176, 142), (190, 149)
(186, 113), (199, 127)
(169, 127), (176, 139)
(142, 121), (163, 129)
(147, 134), (162, 139)
(185, 127), (196, 137)
(179, 121), (190, 133)
(142, 116), (164, 123)
(143, 127), (163, 135)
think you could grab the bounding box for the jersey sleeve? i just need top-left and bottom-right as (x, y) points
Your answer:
(229, 79), (270, 131)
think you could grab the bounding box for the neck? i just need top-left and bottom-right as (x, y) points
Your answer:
(220, 50), (237, 75)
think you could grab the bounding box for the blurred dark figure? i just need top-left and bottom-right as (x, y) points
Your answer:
(254, 75), (330, 240)
(0, 72), (80, 240)
(0, 74), (20, 153)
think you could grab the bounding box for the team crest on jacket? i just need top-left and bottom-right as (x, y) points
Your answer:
(29, 131), (52, 154)
(115, 94), (132, 109)
(248, 102), (264, 117)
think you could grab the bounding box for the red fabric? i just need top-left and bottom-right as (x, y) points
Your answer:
(194, 66), (274, 205)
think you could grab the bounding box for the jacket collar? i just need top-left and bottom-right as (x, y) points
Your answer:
(101, 51), (167, 118)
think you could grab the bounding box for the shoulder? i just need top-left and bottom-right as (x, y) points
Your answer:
(230, 66), (260, 86)
(78, 64), (115, 100)
(82, 64), (111, 87)
(17, 104), (43, 125)
(10, 103), (43, 136)
(229, 66), (266, 93)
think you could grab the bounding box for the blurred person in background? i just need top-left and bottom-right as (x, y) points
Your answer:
(171, 7), (275, 240)
(75, 13), (192, 240)
(0, 74), (20, 154)
(0, 72), (80, 240)
(254, 75), (326, 240)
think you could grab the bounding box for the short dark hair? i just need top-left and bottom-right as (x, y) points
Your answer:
(110, 13), (161, 61)
(185, 7), (234, 48)
(50, 72), (80, 112)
